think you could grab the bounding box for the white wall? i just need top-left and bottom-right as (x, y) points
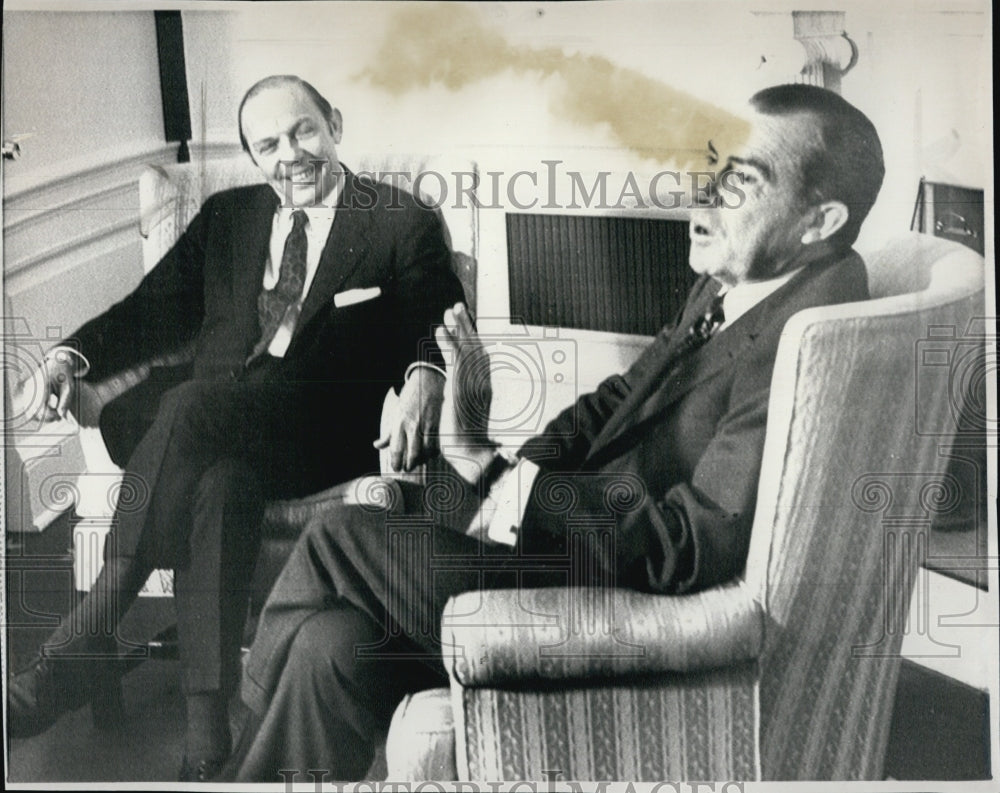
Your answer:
(2, 10), (174, 531)
(184, 2), (792, 170)
(842, 1), (991, 251)
(5, 1), (987, 353)
(182, 10), (240, 154)
(2, 10), (171, 361)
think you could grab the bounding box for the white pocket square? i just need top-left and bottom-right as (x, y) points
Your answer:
(334, 286), (382, 308)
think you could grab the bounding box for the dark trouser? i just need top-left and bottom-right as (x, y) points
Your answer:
(47, 363), (375, 697)
(235, 479), (568, 782)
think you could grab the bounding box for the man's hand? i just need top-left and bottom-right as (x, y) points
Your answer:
(434, 302), (498, 484)
(14, 351), (78, 423)
(373, 366), (445, 472)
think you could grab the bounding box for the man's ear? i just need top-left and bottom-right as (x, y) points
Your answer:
(801, 200), (849, 245)
(328, 108), (344, 144)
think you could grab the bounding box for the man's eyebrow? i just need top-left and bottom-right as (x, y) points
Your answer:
(727, 156), (772, 182)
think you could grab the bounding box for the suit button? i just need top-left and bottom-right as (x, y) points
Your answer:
(229, 367), (241, 381)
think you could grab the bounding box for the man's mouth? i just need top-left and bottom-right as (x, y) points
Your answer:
(279, 161), (324, 182)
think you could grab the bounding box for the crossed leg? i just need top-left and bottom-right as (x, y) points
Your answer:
(233, 479), (546, 781)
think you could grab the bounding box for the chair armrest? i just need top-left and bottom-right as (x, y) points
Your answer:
(443, 580), (764, 687)
(77, 366), (156, 427)
(74, 347), (196, 427)
(386, 688), (457, 781)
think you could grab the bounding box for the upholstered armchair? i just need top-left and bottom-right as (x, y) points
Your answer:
(384, 232), (986, 781)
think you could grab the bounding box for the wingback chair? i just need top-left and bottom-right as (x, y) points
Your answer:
(70, 153), (478, 723)
(383, 232), (987, 781)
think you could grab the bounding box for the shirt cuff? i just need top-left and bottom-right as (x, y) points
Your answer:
(404, 361), (447, 381)
(486, 457), (541, 547)
(46, 345), (91, 378)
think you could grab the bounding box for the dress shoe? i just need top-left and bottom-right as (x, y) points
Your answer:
(7, 656), (91, 739)
(179, 754), (227, 782)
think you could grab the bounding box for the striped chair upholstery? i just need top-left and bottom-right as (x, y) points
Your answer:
(386, 232), (985, 781)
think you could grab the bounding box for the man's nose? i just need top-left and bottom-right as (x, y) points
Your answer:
(277, 134), (301, 161)
(694, 175), (719, 208)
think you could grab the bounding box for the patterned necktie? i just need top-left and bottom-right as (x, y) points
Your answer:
(249, 210), (309, 363)
(667, 293), (726, 363)
(631, 292), (727, 402)
(687, 294), (726, 344)
(581, 294), (727, 468)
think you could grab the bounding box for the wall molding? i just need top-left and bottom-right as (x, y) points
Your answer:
(4, 143), (175, 284)
(4, 140), (244, 289)
(4, 141), (177, 207)
(188, 139), (244, 161)
(7, 217), (141, 284)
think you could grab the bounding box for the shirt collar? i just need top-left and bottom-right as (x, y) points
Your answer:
(716, 265), (804, 328)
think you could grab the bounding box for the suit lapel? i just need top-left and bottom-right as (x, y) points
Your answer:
(635, 314), (754, 424)
(233, 186), (279, 334)
(293, 168), (374, 344)
(582, 254), (848, 470)
(585, 319), (755, 470)
(584, 278), (720, 458)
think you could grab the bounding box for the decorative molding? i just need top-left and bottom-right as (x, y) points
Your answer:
(4, 143), (179, 287)
(2, 139), (248, 539)
(3, 141), (177, 206)
(6, 217), (140, 281)
(5, 180), (135, 237)
(792, 10), (857, 92)
(188, 139), (244, 161)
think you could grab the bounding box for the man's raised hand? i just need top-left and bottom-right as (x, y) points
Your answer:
(434, 303), (497, 483)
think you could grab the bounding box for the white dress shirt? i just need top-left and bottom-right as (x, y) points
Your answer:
(263, 181), (341, 357)
(715, 265), (803, 332)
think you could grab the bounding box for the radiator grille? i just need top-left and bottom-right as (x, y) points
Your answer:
(506, 213), (694, 336)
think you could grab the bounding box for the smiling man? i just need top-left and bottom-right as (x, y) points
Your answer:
(223, 83), (885, 781)
(7, 74), (464, 780)
(239, 75), (344, 209)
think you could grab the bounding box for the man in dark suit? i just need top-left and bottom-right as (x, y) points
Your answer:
(225, 84), (884, 780)
(7, 75), (465, 779)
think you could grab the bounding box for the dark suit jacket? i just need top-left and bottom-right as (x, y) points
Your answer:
(69, 167), (465, 489)
(518, 245), (870, 595)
